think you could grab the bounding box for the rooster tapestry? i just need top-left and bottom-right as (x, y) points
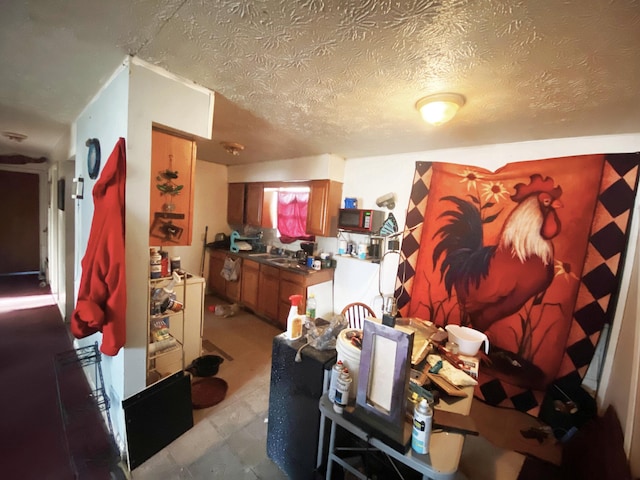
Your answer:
(395, 153), (640, 416)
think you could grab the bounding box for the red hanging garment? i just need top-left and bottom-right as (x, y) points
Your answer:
(71, 137), (127, 356)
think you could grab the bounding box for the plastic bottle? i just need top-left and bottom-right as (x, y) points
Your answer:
(150, 272), (180, 315)
(286, 294), (304, 341)
(411, 398), (432, 455)
(160, 250), (169, 277)
(306, 293), (317, 320)
(170, 256), (181, 273)
(150, 247), (162, 279)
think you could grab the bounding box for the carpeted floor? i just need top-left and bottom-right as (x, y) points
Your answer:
(0, 274), (120, 480)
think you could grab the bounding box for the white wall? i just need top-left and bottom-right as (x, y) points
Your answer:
(124, 58), (213, 400)
(161, 159), (229, 280)
(72, 56), (214, 459)
(48, 125), (73, 318)
(228, 153), (345, 183)
(73, 60), (130, 453)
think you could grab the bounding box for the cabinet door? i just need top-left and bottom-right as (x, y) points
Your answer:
(306, 180), (343, 237)
(245, 183), (264, 227)
(240, 260), (260, 310)
(225, 257), (242, 302)
(227, 183), (246, 225)
(258, 264), (280, 321)
(208, 252), (226, 296)
(279, 274), (306, 330)
(150, 129), (196, 246)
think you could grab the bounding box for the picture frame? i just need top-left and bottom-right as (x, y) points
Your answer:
(351, 318), (414, 446)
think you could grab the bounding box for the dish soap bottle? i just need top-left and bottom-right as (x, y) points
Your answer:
(286, 294), (304, 341)
(411, 397), (432, 454)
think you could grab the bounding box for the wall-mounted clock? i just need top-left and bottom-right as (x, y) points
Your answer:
(86, 138), (101, 179)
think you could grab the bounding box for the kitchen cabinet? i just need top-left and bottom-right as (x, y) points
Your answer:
(307, 179), (343, 237)
(149, 128), (196, 246)
(258, 264), (280, 321)
(278, 268), (334, 327)
(245, 183), (264, 227)
(207, 250), (241, 302)
(240, 259), (259, 310)
(227, 183), (246, 225)
(216, 255), (334, 328)
(278, 271), (306, 329)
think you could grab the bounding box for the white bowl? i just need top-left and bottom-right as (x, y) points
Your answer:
(445, 325), (489, 356)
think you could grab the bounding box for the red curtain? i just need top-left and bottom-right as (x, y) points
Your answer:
(277, 191), (312, 243)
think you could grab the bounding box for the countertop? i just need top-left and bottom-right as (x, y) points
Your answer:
(208, 247), (335, 277)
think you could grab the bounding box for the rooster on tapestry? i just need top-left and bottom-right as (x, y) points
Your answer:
(432, 173), (563, 332)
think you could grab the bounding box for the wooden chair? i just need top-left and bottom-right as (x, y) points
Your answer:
(341, 302), (376, 330)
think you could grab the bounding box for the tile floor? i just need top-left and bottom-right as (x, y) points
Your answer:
(132, 295), (288, 480)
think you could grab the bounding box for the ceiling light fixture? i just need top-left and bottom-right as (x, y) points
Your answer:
(2, 131), (28, 142)
(220, 141), (245, 156)
(415, 93), (465, 126)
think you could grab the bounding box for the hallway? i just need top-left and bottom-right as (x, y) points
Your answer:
(0, 274), (119, 480)
(0, 275), (287, 480)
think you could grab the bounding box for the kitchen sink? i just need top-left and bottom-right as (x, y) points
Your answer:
(267, 257), (297, 266)
(267, 257), (314, 271)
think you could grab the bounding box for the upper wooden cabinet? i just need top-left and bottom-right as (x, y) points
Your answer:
(245, 183), (264, 227)
(149, 128), (196, 246)
(307, 180), (343, 237)
(227, 180), (342, 236)
(227, 183), (246, 225)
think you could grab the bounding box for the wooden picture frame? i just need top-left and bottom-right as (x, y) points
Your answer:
(356, 318), (414, 429)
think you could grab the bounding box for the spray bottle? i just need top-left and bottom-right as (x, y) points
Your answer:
(286, 294), (304, 341)
(411, 397), (432, 454)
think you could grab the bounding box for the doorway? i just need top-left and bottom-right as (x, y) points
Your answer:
(0, 170), (40, 274)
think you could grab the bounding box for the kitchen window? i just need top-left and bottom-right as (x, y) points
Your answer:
(265, 186), (314, 243)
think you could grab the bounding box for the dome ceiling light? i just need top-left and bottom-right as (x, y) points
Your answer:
(2, 131), (28, 142)
(415, 93), (466, 126)
(220, 141), (245, 156)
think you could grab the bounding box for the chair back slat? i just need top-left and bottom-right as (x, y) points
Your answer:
(340, 302), (376, 330)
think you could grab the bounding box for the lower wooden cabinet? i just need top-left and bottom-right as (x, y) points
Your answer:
(241, 259), (260, 310)
(208, 250), (242, 302)
(208, 253), (333, 329)
(208, 251), (226, 294)
(278, 271), (306, 330)
(258, 264), (280, 321)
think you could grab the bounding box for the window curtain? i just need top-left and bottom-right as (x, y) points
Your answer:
(277, 191), (313, 243)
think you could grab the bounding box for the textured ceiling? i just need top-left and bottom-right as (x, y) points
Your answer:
(1, 0), (639, 165)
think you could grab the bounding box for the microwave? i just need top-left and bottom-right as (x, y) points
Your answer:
(338, 209), (385, 233)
